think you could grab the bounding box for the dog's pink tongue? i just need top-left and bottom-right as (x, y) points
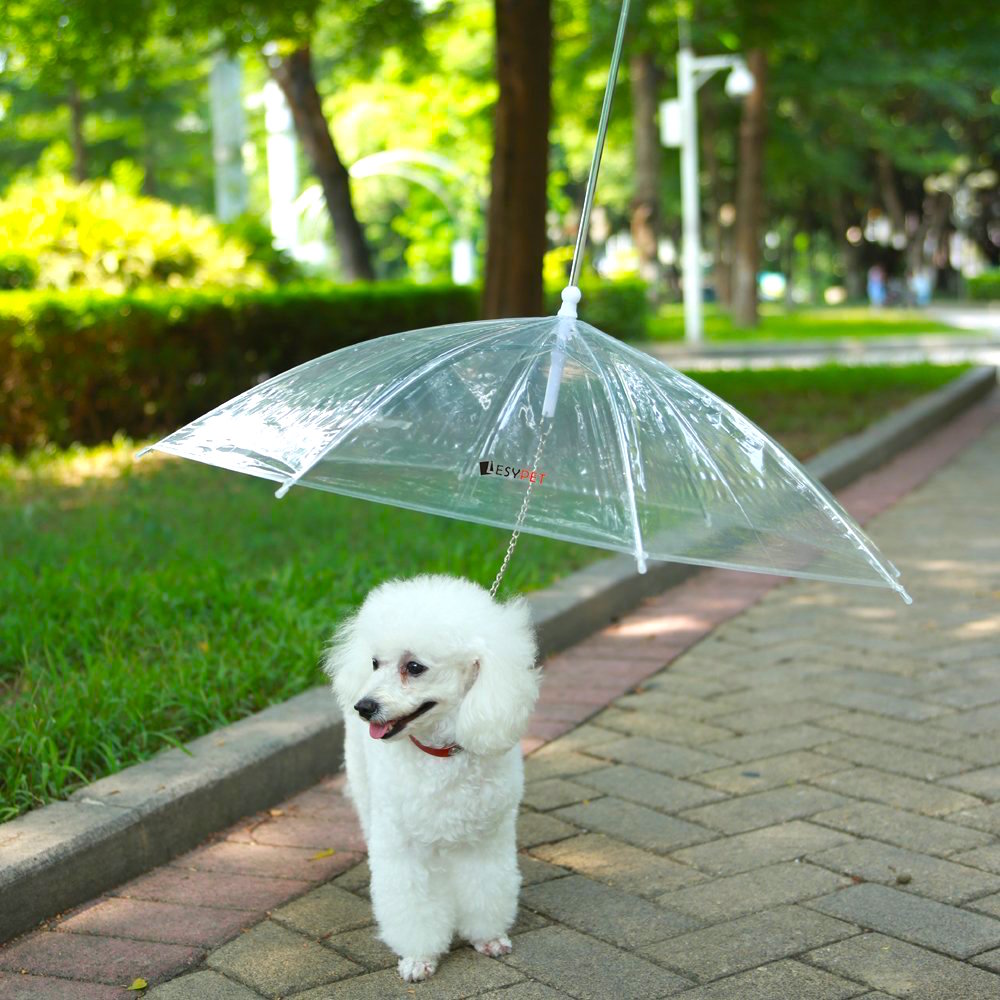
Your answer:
(369, 721), (392, 740)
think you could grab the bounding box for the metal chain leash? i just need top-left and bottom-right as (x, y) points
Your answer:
(489, 420), (554, 598)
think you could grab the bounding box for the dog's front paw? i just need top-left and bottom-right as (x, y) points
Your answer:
(398, 956), (437, 982)
(474, 935), (512, 958)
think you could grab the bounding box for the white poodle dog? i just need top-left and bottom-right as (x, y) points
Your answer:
(324, 574), (540, 982)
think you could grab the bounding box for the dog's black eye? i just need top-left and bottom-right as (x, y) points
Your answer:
(405, 661), (427, 676)
(372, 658), (379, 671)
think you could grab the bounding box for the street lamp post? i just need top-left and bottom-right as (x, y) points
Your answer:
(662, 49), (754, 345)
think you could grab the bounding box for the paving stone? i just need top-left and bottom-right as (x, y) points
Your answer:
(612, 691), (721, 719)
(640, 904), (856, 984)
(808, 882), (1000, 958)
(932, 682), (1000, 710)
(659, 861), (849, 923)
(290, 948), (524, 999)
(703, 724), (841, 762)
(680, 785), (849, 835)
(270, 884), (372, 937)
(943, 765), (1000, 801)
(506, 925), (691, 999)
(593, 707), (734, 745)
(521, 779), (595, 811)
(553, 797), (714, 854)
(0, 974), (133, 999)
(967, 893), (1000, 919)
(477, 983), (573, 1000)
(695, 751), (845, 795)
(522, 875), (699, 948)
(117, 866), (312, 912)
(709, 701), (836, 734)
(516, 812), (580, 849)
(936, 703), (1000, 735)
(533, 724), (621, 756)
(807, 931), (1000, 999)
(146, 970), (263, 999)
(226, 815), (365, 853)
(634, 674), (729, 699)
(585, 736), (730, 777)
(573, 764), (725, 812)
(937, 734), (1000, 767)
(174, 840), (357, 881)
(323, 926), (396, 970)
(972, 947), (1000, 973)
(810, 802), (992, 856)
(953, 844), (1000, 874)
(522, 749), (608, 783)
(518, 854), (569, 885)
(0, 932), (201, 988)
(809, 839), (1000, 904)
(812, 767), (983, 817)
(815, 737), (967, 781)
(947, 802), (1000, 835)
(509, 907), (551, 936)
(818, 689), (950, 721)
(530, 833), (706, 896)
(815, 712), (960, 754)
(671, 821), (853, 877)
(659, 959), (865, 999)
(206, 920), (360, 997)
(57, 897), (253, 948)
(333, 860), (371, 898)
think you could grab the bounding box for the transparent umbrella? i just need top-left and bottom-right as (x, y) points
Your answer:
(138, 0), (909, 604)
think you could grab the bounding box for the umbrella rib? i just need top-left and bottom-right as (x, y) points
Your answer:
(639, 368), (777, 570)
(720, 406), (910, 598)
(273, 321), (542, 497)
(575, 336), (647, 572)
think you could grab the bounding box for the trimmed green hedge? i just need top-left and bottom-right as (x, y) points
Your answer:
(1, 283), (478, 452)
(967, 270), (1000, 301)
(1, 279), (648, 452)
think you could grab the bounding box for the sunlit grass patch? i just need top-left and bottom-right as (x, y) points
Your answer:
(647, 303), (960, 342)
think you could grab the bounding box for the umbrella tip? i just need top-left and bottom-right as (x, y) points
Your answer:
(896, 584), (913, 605)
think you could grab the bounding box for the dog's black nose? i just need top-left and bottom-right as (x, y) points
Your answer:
(354, 697), (379, 720)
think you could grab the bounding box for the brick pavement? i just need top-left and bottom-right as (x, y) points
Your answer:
(1, 391), (997, 1000)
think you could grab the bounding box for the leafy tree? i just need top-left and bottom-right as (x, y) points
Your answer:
(168, 0), (425, 281)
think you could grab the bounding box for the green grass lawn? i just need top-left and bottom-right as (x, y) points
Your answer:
(647, 303), (959, 342)
(0, 362), (968, 820)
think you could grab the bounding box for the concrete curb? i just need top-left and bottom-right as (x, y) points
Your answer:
(1, 364), (995, 944)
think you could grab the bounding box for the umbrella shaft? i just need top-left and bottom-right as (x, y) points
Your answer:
(569, 0), (631, 288)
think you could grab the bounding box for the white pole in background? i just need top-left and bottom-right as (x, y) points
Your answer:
(209, 54), (249, 222)
(264, 79), (299, 253)
(677, 44), (703, 346)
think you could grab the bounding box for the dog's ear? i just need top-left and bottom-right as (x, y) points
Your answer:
(454, 598), (540, 756)
(322, 609), (370, 717)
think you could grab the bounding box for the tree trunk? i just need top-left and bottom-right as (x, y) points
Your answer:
(629, 50), (661, 290)
(483, 0), (552, 318)
(271, 45), (374, 282)
(875, 151), (906, 240)
(731, 48), (767, 328)
(67, 83), (87, 182)
(831, 192), (864, 300)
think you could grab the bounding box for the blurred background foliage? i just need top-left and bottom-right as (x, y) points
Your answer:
(0, 0), (994, 297)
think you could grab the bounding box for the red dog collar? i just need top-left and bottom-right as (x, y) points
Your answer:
(409, 735), (462, 758)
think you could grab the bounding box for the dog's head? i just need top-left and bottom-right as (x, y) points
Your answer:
(324, 574), (539, 756)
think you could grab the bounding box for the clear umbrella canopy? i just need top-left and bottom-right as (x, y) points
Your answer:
(140, 311), (910, 602)
(139, 0), (909, 604)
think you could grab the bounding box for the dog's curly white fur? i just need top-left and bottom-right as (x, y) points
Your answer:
(324, 574), (539, 982)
